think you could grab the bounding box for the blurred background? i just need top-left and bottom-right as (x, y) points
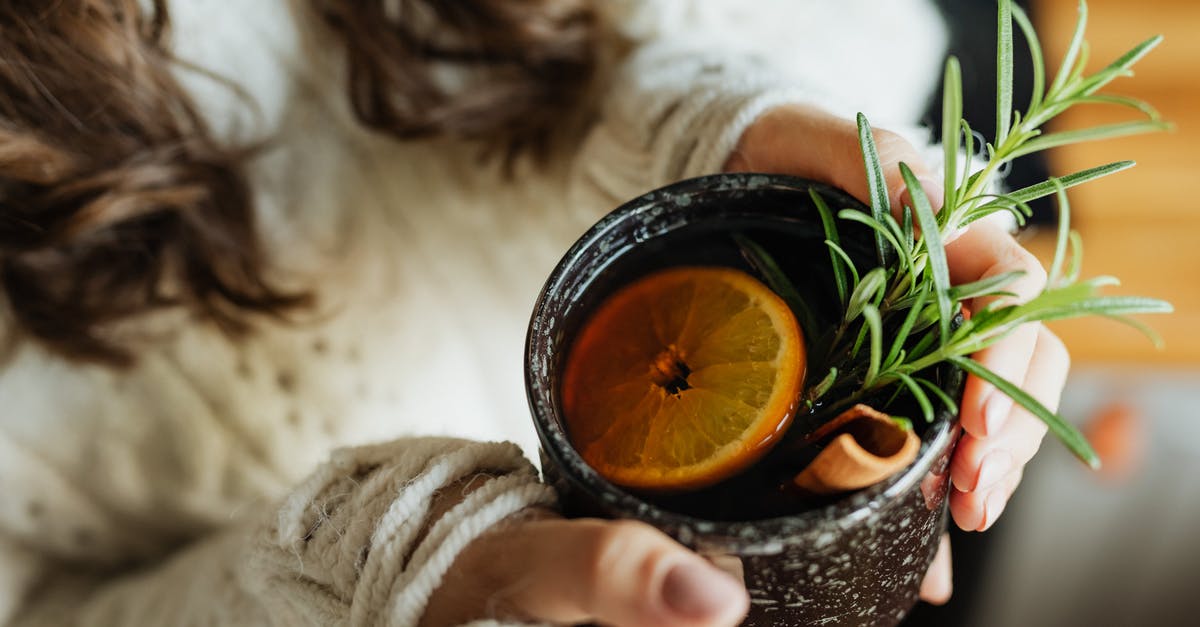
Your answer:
(906, 1), (1200, 625)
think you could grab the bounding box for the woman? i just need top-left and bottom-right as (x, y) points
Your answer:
(0, 1), (1062, 625)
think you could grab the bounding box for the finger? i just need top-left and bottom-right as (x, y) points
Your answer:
(945, 223), (1048, 438)
(919, 534), (953, 605)
(865, 126), (945, 215)
(950, 467), (1024, 532)
(515, 518), (748, 627)
(430, 517), (749, 627)
(725, 105), (944, 214)
(951, 326), (1067, 492)
(825, 118), (944, 214)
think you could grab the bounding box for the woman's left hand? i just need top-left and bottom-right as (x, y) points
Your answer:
(725, 103), (1070, 604)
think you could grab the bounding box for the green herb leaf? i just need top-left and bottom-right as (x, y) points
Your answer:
(881, 211), (910, 257)
(886, 287), (929, 368)
(901, 163), (954, 345)
(1000, 161), (1134, 204)
(1012, 4), (1045, 111)
(851, 318), (870, 359)
(917, 377), (961, 416)
(912, 300), (944, 335)
(1077, 94), (1161, 120)
(959, 193), (1034, 228)
(811, 190), (849, 305)
(862, 304), (883, 388)
(857, 113), (895, 267)
(959, 119), (977, 194)
(895, 373), (934, 423)
(947, 271), (1025, 301)
(826, 240), (861, 287)
(1008, 120), (1171, 160)
(902, 204), (915, 249)
(1075, 35), (1164, 97)
(1048, 0), (1088, 98)
(839, 210), (914, 281)
(808, 367), (839, 402)
(942, 56), (963, 213)
(1047, 180), (1071, 287)
(733, 233), (820, 335)
(951, 356), (1100, 469)
(846, 267), (888, 323)
(816, 0), (1171, 472)
(996, 0), (1015, 144)
(1066, 230), (1084, 284)
(1100, 314), (1166, 348)
(906, 326), (940, 360)
(1025, 295), (1175, 322)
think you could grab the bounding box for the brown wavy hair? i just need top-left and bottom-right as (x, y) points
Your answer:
(0, 0), (595, 366)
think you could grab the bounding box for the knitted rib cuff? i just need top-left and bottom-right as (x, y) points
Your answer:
(385, 473), (556, 627)
(675, 84), (819, 180)
(246, 438), (556, 627)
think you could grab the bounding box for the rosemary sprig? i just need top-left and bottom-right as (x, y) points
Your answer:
(745, 0), (1173, 468)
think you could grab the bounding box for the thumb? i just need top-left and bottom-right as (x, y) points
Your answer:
(850, 122), (946, 216)
(423, 517), (749, 627)
(727, 104), (944, 217)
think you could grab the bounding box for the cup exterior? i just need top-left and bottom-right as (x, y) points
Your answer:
(526, 173), (961, 626)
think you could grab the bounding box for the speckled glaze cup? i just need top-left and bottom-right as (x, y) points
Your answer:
(525, 174), (962, 626)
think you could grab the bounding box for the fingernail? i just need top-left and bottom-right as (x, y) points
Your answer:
(917, 175), (946, 211)
(983, 393), (1012, 436)
(662, 562), (744, 620)
(978, 490), (1008, 531)
(974, 450), (1012, 492)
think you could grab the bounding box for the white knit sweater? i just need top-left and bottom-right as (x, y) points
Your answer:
(0, 1), (947, 625)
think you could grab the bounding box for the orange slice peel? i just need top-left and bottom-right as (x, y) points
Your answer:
(562, 266), (806, 491)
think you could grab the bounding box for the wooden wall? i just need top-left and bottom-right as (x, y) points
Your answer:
(1028, 0), (1200, 365)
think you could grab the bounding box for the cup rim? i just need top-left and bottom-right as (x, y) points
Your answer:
(525, 173), (958, 554)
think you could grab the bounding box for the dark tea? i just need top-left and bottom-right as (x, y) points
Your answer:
(555, 219), (937, 521)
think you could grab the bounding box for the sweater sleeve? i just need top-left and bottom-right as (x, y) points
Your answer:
(4, 438), (553, 627)
(570, 0), (949, 209)
(569, 40), (823, 208)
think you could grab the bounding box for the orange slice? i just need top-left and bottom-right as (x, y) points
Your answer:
(562, 266), (806, 491)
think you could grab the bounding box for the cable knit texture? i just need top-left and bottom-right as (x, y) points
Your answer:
(0, 0), (947, 625)
(8, 439), (551, 626)
(244, 438), (555, 627)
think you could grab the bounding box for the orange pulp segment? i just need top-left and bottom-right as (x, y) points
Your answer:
(562, 266), (806, 491)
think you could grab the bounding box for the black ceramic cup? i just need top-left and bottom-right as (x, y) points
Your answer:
(525, 174), (962, 626)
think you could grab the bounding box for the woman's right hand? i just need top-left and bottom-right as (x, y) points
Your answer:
(420, 512), (750, 627)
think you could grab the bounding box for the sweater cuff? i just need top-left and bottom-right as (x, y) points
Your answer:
(245, 438), (556, 627)
(571, 38), (854, 216)
(674, 85), (816, 181)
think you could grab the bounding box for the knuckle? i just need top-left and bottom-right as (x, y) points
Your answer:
(579, 519), (683, 616)
(1037, 325), (1071, 370)
(871, 127), (906, 150)
(987, 245), (1046, 307)
(1013, 246), (1048, 289)
(872, 128), (924, 168)
(584, 519), (660, 584)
